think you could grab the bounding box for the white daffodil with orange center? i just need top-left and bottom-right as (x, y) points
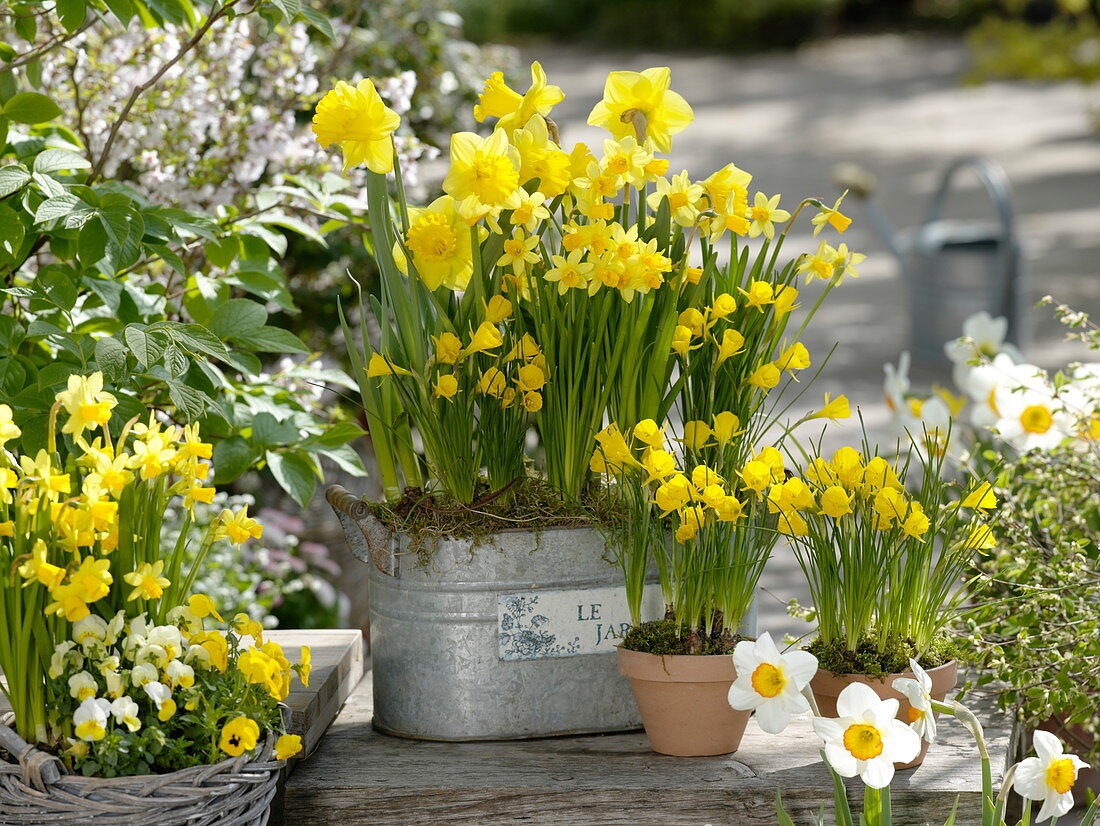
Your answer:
(1013, 730), (1090, 823)
(728, 633), (818, 734)
(994, 386), (1072, 452)
(891, 658), (937, 745)
(812, 682), (921, 789)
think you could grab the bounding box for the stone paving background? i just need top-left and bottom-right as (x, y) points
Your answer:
(528, 34), (1100, 640)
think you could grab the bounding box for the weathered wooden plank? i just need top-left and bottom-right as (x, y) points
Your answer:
(284, 665), (1010, 826)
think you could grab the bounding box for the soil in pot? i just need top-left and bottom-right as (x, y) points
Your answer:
(618, 619), (748, 757)
(808, 637), (959, 770)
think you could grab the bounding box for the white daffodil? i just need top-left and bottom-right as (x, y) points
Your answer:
(812, 682), (921, 789)
(1013, 730), (1090, 822)
(944, 311), (1021, 389)
(993, 388), (1073, 452)
(109, 696), (142, 733)
(73, 697), (111, 742)
(727, 632), (818, 734)
(891, 659), (936, 744)
(883, 352), (913, 429)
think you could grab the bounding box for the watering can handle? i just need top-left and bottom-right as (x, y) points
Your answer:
(326, 485), (399, 577)
(923, 155), (1017, 241)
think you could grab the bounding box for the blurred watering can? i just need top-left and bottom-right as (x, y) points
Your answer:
(835, 156), (1026, 369)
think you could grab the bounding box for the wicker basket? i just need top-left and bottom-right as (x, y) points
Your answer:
(0, 714), (284, 826)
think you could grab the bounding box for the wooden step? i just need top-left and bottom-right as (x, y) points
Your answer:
(283, 664), (1010, 826)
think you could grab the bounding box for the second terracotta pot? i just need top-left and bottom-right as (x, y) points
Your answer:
(617, 647), (749, 757)
(811, 659), (958, 769)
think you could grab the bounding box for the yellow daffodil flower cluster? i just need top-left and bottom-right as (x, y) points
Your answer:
(316, 60), (862, 504)
(49, 595), (307, 775)
(783, 445), (1000, 659)
(0, 372), (268, 745)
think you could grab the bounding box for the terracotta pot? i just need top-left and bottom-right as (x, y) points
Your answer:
(811, 660), (958, 769)
(1037, 715), (1099, 805)
(617, 647), (749, 757)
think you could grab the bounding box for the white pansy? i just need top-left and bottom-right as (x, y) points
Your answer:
(68, 671), (98, 702)
(49, 641), (82, 679)
(131, 662), (158, 688)
(72, 615), (109, 652)
(142, 680), (172, 712)
(147, 625), (183, 660)
(891, 659), (937, 744)
(105, 610), (126, 645)
(104, 668), (125, 699)
(109, 696), (142, 733)
(166, 660), (195, 689)
(1013, 730), (1089, 822)
(812, 682), (921, 789)
(727, 633), (818, 734)
(73, 697), (111, 742)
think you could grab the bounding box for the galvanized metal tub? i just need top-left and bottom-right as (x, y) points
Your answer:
(327, 485), (652, 740)
(327, 484), (756, 741)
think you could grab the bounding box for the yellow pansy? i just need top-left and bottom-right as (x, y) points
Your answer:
(275, 734), (303, 761)
(219, 716), (260, 757)
(312, 79), (400, 174)
(188, 594), (223, 622)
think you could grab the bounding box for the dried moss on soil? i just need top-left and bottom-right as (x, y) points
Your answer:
(366, 478), (625, 556)
(808, 634), (960, 679)
(621, 618), (744, 656)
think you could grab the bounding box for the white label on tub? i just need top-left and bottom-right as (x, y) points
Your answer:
(497, 584), (664, 660)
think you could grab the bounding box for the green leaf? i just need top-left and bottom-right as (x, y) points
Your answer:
(78, 220), (109, 267)
(0, 203), (24, 258)
(298, 5), (334, 39)
(2, 92), (62, 124)
(56, 0), (87, 31)
(229, 325), (311, 354)
(163, 323), (230, 360)
(775, 790), (796, 826)
(166, 379), (207, 419)
(34, 148), (91, 174)
(204, 236), (238, 269)
(212, 435), (258, 484)
(123, 325), (164, 368)
(0, 165), (31, 198)
(251, 411), (299, 447)
(34, 194), (80, 224)
(268, 0), (302, 21)
(100, 0), (135, 24)
(94, 336), (128, 382)
(313, 420), (366, 447)
(266, 449), (316, 507)
(209, 298), (267, 338)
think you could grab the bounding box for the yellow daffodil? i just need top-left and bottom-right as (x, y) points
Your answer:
(811, 192), (852, 236)
(773, 285), (800, 315)
(714, 330), (745, 366)
(474, 61), (564, 132)
(740, 460), (772, 493)
(748, 362), (782, 390)
(124, 560), (170, 602)
(366, 353), (413, 378)
(509, 190), (551, 233)
(901, 503), (930, 538)
(740, 280), (775, 311)
(496, 230), (541, 277)
(443, 129), (522, 217)
(960, 482), (997, 511)
(647, 170), (703, 227)
(642, 448), (676, 484)
(516, 363), (546, 393)
(703, 163), (752, 209)
(544, 249), (595, 295)
(820, 485), (854, 518)
(776, 342), (811, 372)
(55, 372), (116, 436)
(522, 391), (543, 412)
(69, 555), (113, 602)
(674, 505), (707, 543)
(433, 372), (460, 401)
(654, 473), (694, 515)
(632, 419), (665, 449)
(215, 506), (264, 545)
(18, 539), (66, 588)
(593, 423), (638, 471)
(432, 332), (463, 365)
(298, 645), (311, 687)
(587, 67), (694, 153)
(747, 192), (791, 240)
(460, 322), (504, 358)
(219, 715), (260, 757)
(712, 412), (740, 445)
(681, 420), (713, 451)
(0, 404), (21, 446)
(599, 135), (650, 188)
(477, 367), (507, 397)
(670, 325), (701, 357)
(312, 79), (400, 174)
(963, 523), (996, 551)
(398, 195), (474, 291)
(810, 393), (850, 423)
(46, 582), (91, 621)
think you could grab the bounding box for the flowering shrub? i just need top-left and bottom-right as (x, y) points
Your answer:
(169, 491), (346, 629)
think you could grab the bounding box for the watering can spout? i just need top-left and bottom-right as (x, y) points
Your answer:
(326, 484), (399, 576)
(832, 162), (906, 263)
